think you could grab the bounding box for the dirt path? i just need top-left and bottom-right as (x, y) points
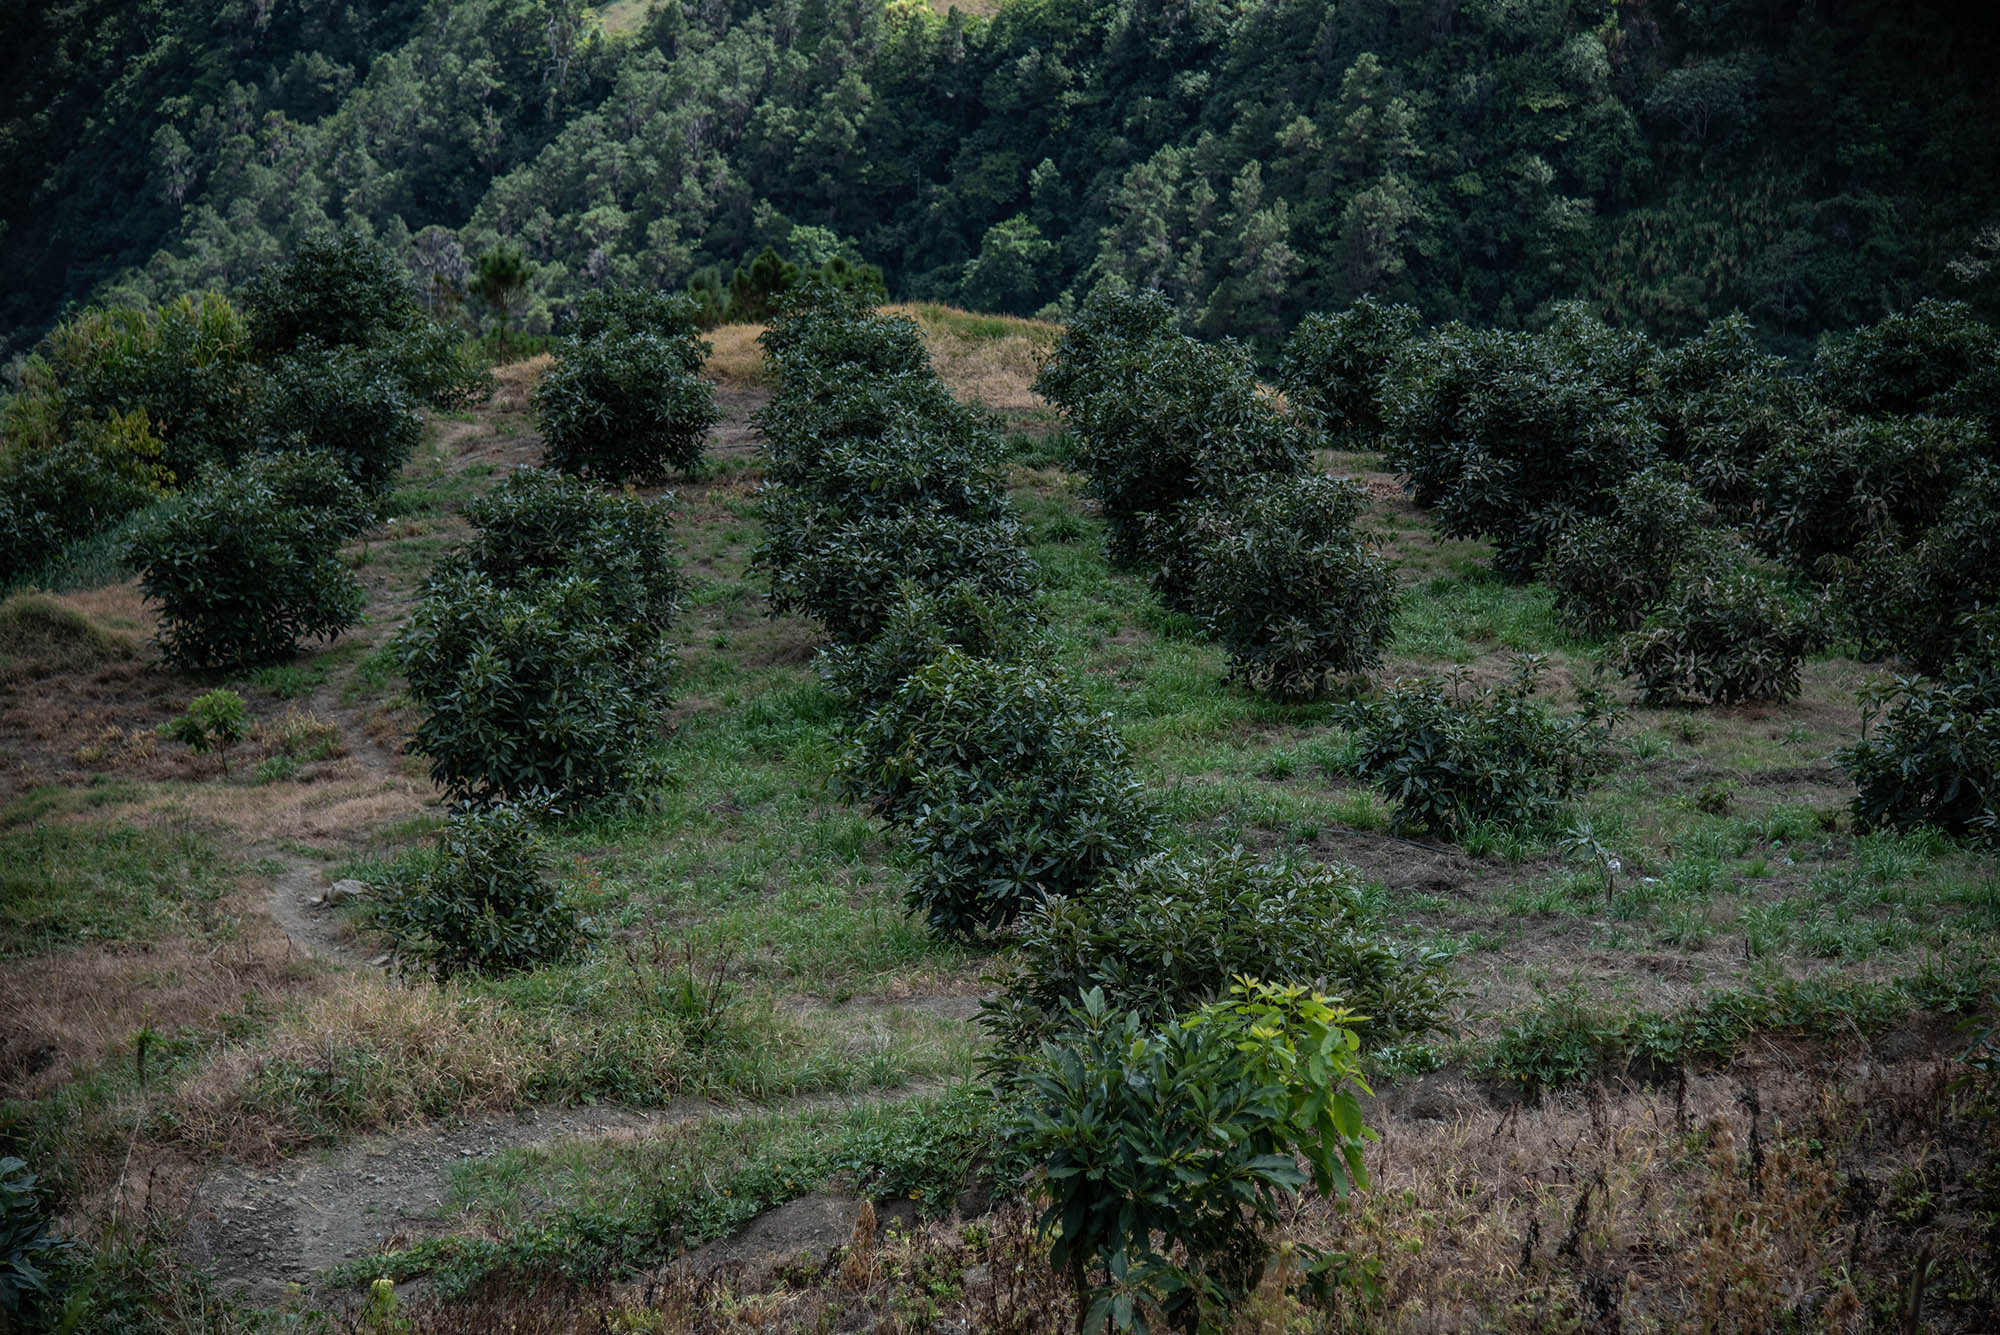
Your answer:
(180, 1084), (939, 1307)
(258, 846), (376, 967)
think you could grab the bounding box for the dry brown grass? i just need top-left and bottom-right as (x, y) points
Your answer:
(887, 302), (1061, 418)
(0, 927), (320, 1104)
(490, 354), (552, 413)
(0, 589), (143, 685)
(701, 304), (1060, 414)
(703, 324), (772, 389)
(368, 1042), (1994, 1333)
(928, 0), (1006, 19)
(167, 975), (555, 1161)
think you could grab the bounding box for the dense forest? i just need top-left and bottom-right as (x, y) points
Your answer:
(5, 0), (2000, 363)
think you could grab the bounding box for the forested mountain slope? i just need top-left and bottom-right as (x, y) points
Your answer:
(5, 0), (1998, 360)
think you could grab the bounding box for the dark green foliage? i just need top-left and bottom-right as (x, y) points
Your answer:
(1756, 414), (1979, 566)
(1064, 331), (1310, 569)
(816, 581), (1045, 714)
(455, 468), (681, 634)
(261, 342), (425, 496)
(1647, 314), (1808, 522)
(1277, 297), (1423, 438)
(534, 332), (718, 484)
(126, 453), (366, 668)
(1839, 628), (2000, 842)
(759, 302), (929, 384)
(241, 225), (417, 357)
(726, 248), (799, 324)
(755, 390), (1035, 644)
(1843, 467), (2000, 672)
(758, 502), (1037, 648)
(760, 409), (1011, 516)
(473, 245), (534, 358)
(1541, 467), (1714, 636)
(1386, 309), (1661, 579)
(234, 448), (375, 538)
(984, 848), (1455, 1053)
(373, 798), (588, 978)
(756, 373), (971, 472)
(1008, 983), (1374, 1327)
(835, 649), (1152, 937)
(1617, 557), (1817, 706)
(1343, 666), (1616, 837)
(1812, 299), (2000, 425)
(5, 292), (261, 483)
(1, 1155), (73, 1324)
(1190, 473), (1397, 699)
(567, 287), (707, 366)
(959, 215), (1055, 317)
(380, 316), (494, 411)
(1031, 288), (1179, 417)
(397, 571), (667, 804)
(703, 248), (888, 327)
(0, 410), (167, 586)
(7, 0), (2000, 365)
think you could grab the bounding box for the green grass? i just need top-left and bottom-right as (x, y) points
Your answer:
(0, 819), (234, 957)
(1391, 572), (1584, 662)
(344, 1083), (1012, 1295)
(0, 502), (164, 597)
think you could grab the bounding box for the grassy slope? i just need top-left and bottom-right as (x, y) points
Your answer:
(0, 304), (1994, 1329)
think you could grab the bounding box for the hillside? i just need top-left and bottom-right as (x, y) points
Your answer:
(5, 0), (2000, 361)
(2, 275), (1998, 1329)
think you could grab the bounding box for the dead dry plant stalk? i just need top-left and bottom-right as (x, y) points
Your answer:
(840, 1199), (880, 1290)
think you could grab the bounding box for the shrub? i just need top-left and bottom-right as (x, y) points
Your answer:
(1190, 473), (1397, 698)
(1009, 982), (1375, 1327)
(456, 469), (682, 635)
(261, 342), (425, 496)
(373, 798), (589, 978)
(534, 333), (718, 483)
(1838, 630), (2000, 841)
(1540, 466), (1713, 636)
(242, 225), (418, 357)
(761, 410), (1012, 517)
(836, 649), (1152, 936)
(1648, 314), (1815, 524)
(567, 287), (709, 366)
(380, 316), (494, 410)
(234, 448), (375, 537)
(1277, 297), (1423, 438)
(1343, 664), (1616, 836)
(983, 848), (1455, 1052)
(126, 454), (366, 668)
(1066, 333), (1310, 569)
(759, 301), (929, 383)
(758, 376), (987, 484)
(1843, 466), (2000, 672)
(758, 500), (1037, 645)
(160, 689), (251, 770)
(1616, 556), (1817, 705)
(1, 1155), (73, 1325)
(1811, 298), (2000, 424)
(1031, 286), (1178, 416)
(4, 292), (261, 481)
(1755, 413), (1978, 566)
(1385, 308), (1661, 579)
(816, 580), (1045, 713)
(398, 571), (669, 803)
(0, 409), (168, 584)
